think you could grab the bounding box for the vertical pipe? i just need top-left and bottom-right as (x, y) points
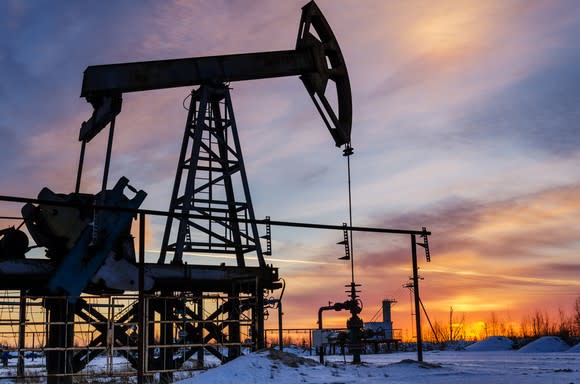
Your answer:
(318, 308), (325, 364)
(107, 296), (113, 374)
(278, 301), (283, 352)
(159, 296), (173, 384)
(255, 279), (265, 350)
(411, 234), (423, 362)
(45, 299), (73, 384)
(346, 148), (354, 285)
(196, 294), (204, 369)
(17, 291), (26, 378)
(75, 140), (86, 194)
(138, 213), (145, 384)
(229, 283), (241, 360)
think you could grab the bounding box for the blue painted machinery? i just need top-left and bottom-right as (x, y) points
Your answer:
(22, 176), (147, 300)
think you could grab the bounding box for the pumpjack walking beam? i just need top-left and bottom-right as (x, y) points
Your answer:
(79, 1), (352, 150)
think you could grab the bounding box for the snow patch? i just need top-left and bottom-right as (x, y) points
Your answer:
(465, 336), (513, 351)
(394, 358), (442, 369)
(518, 336), (569, 353)
(267, 349), (318, 367)
(174, 349), (326, 384)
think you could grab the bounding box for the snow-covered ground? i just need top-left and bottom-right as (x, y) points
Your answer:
(465, 335), (513, 351)
(174, 348), (580, 384)
(519, 336), (571, 353)
(1, 338), (579, 383)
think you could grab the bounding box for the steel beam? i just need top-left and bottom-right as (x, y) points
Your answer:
(0, 194), (432, 236)
(0, 259), (280, 292)
(82, 50), (315, 98)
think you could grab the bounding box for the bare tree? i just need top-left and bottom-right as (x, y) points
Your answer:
(450, 308), (465, 342)
(424, 320), (446, 344)
(424, 307), (466, 346)
(556, 307), (573, 341)
(530, 310), (555, 337)
(519, 316), (530, 338)
(505, 322), (517, 338)
(574, 296), (580, 337)
(489, 312), (499, 336)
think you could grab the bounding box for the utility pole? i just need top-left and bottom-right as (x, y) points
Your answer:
(410, 234), (423, 362)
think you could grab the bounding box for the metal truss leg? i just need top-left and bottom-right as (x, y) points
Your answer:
(159, 84), (265, 267)
(195, 293), (204, 369)
(45, 298), (74, 384)
(228, 284), (241, 360)
(254, 279), (265, 350)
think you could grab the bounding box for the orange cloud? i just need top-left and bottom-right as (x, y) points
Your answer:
(268, 184), (580, 337)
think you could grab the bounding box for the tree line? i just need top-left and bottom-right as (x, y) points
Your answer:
(423, 296), (580, 344)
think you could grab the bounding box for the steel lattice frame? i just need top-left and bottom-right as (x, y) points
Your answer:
(159, 84), (264, 268)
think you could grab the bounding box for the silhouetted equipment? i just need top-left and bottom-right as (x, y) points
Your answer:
(416, 226), (431, 262)
(79, 1), (352, 271)
(320, 224), (433, 365)
(264, 278), (286, 351)
(317, 298), (401, 358)
(262, 216), (272, 256)
(80, 1), (351, 149)
(0, 227), (28, 259)
(0, 0), (434, 379)
(316, 281), (364, 364)
(406, 228), (432, 362)
(380, 299), (396, 339)
(22, 177), (147, 298)
(0, 1), (352, 382)
(337, 222), (350, 260)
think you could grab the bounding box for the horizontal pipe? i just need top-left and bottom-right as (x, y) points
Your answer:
(0, 194), (431, 236)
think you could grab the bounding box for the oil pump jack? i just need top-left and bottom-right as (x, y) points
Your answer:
(0, 1), (352, 382)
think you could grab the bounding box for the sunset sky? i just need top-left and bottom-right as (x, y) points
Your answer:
(1, 0), (580, 340)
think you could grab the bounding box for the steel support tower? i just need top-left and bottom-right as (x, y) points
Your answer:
(159, 84), (264, 268)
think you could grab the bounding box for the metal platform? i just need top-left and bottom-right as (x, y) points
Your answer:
(0, 259), (280, 293)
